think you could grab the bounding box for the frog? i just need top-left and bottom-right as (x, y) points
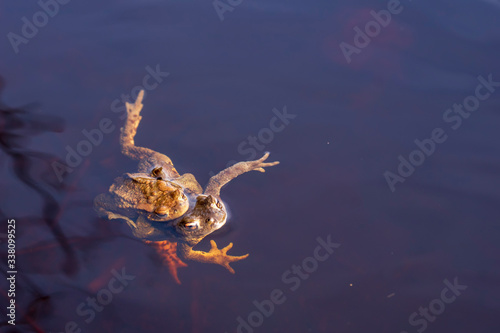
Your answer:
(94, 173), (190, 229)
(95, 90), (279, 283)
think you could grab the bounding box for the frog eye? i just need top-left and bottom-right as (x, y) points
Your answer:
(184, 220), (200, 230)
(151, 167), (163, 179)
(216, 201), (222, 209)
(205, 217), (214, 224)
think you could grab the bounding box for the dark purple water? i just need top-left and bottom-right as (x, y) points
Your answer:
(1, 0), (500, 332)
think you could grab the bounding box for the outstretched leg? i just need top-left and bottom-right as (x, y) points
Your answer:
(145, 240), (188, 284)
(204, 152), (279, 198)
(120, 90), (180, 178)
(177, 241), (248, 274)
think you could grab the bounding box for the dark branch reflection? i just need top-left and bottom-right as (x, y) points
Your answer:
(0, 76), (78, 332)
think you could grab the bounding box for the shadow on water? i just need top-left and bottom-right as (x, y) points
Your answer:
(0, 76), (79, 332)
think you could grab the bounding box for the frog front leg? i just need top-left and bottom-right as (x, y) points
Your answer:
(177, 240), (249, 274)
(94, 193), (138, 229)
(204, 152), (279, 198)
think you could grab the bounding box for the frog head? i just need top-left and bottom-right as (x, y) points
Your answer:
(174, 194), (227, 244)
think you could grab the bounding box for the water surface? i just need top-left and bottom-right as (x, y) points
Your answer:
(1, 0), (499, 332)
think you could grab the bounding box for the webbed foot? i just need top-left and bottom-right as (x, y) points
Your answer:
(205, 240), (249, 274)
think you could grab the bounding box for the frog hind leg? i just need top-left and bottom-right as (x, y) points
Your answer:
(144, 240), (188, 284)
(120, 90), (180, 179)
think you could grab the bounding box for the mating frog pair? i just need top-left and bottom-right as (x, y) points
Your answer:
(94, 91), (279, 283)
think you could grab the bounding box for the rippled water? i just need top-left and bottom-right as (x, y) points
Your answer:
(1, 0), (499, 332)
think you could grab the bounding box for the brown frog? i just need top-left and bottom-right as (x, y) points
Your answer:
(95, 90), (279, 283)
(94, 173), (189, 229)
